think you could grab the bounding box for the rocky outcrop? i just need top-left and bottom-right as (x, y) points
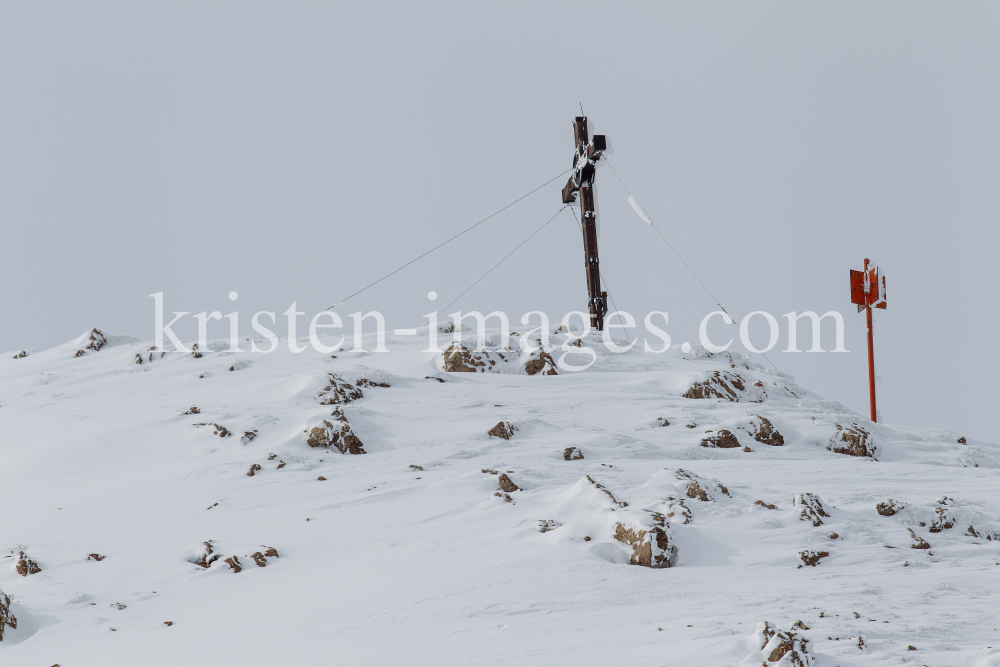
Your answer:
(443, 342), (488, 372)
(224, 556), (242, 573)
(0, 590), (16, 641)
(799, 550), (829, 567)
(563, 446), (584, 460)
(488, 421), (516, 440)
(74, 328), (107, 357)
(193, 423), (231, 438)
(675, 469), (730, 500)
(15, 551), (41, 576)
(586, 475), (628, 508)
(525, 344), (558, 375)
(317, 374), (364, 405)
(793, 493), (830, 527)
(876, 499), (902, 516)
(614, 511), (675, 568)
(12, 350), (28, 359)
(497, 474), (520, 493)
(929, 497), (956, 533)
(306, 409), (365, 454)
(829, 423), (876, 458)
(908, 528), (930, 549)
(193, 541), (221, 568)
(701, 429), (741, 449)
(683, 371), (763, 402)
(247, 464), (261, 477)
(87, 553), (105, 561)
(750, 416), (784, 446)
(537, 520), (561, 533)
(755, 621), (815, 665)
(251, 547), (279, 567)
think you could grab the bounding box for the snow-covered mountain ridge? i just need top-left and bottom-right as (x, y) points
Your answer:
(2, 327), (998, 666)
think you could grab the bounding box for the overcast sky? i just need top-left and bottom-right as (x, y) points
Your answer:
(2, 2), (998, 440)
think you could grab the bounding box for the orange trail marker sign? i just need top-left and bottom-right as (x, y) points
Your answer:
(850, 259), (887, 422)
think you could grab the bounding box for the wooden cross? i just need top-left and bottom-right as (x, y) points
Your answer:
(561, 116), (608, 330)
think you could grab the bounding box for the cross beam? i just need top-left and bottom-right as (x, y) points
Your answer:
(561, 116), (608, 330)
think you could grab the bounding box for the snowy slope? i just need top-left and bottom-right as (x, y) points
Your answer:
(1, 327), (999, 666)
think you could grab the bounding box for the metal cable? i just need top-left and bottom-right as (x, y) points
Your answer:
(440, 206), (570, 315)
(278, 167), (572, 337)
(603, 157), (776, 368)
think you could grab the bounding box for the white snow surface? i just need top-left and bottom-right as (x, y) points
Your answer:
(2, 328), (999, 666)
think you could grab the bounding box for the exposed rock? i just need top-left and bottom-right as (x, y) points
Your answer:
(586, 475), (628, 507)
(317, 476), (327, 481)
(191, 343), (203, 359)
(443, 342), (486, 372)
(685, 480), (712, 501)
(793, 493), (830, 527)
(829, 423), (876, 458)
(656, 417), (669, 426)
(241, 430), (258, 444)
(929, 497), (956, 533)
(563, 446), (584, 460)
(525, 344), (558, 375)
(674, 469), (730, 501)
(356, 378), (390, 389)
(184, 406), (200, 415)
(12, 350), (28, 359)
(876, 499), (902, 516)
(193, 541), (220, 568)
(224, 556), (242, 573)
(754, 500), (778, 510)
(758, 621), (815, 665)
(957, 436), (967, 444)
(0, 589), (17, 641)
(750, 416), (784, 446)
(318, 374), (365, 405)
(665, 498), (692, 524)
(277, 461), (285, 469)
(306, 409), (365, 454)
(537, 520), (562, 533)
(481, 468), (498, 475)
(799, 550), (829, 567)
(250, 548), (278, 568)
(247, 464), (261, 477)
(701, 429), (741, 449)
(74, 328), (107, 357)
(193, 423), (231, 438)
(497, 474), (520, 493)
(683, 371), (763, 402)
(409, 464), (424, 471)
(488, 421), (516, 440)
(15, 551), (41, 576)
(614, 511), (675, 568)
(908, 528), (930, 549)
(86, 553), (105, 561)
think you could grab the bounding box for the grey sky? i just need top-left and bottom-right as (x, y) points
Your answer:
(2, 2), (998, 440)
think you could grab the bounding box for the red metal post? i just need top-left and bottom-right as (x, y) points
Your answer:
(863, 258), (877, 422)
